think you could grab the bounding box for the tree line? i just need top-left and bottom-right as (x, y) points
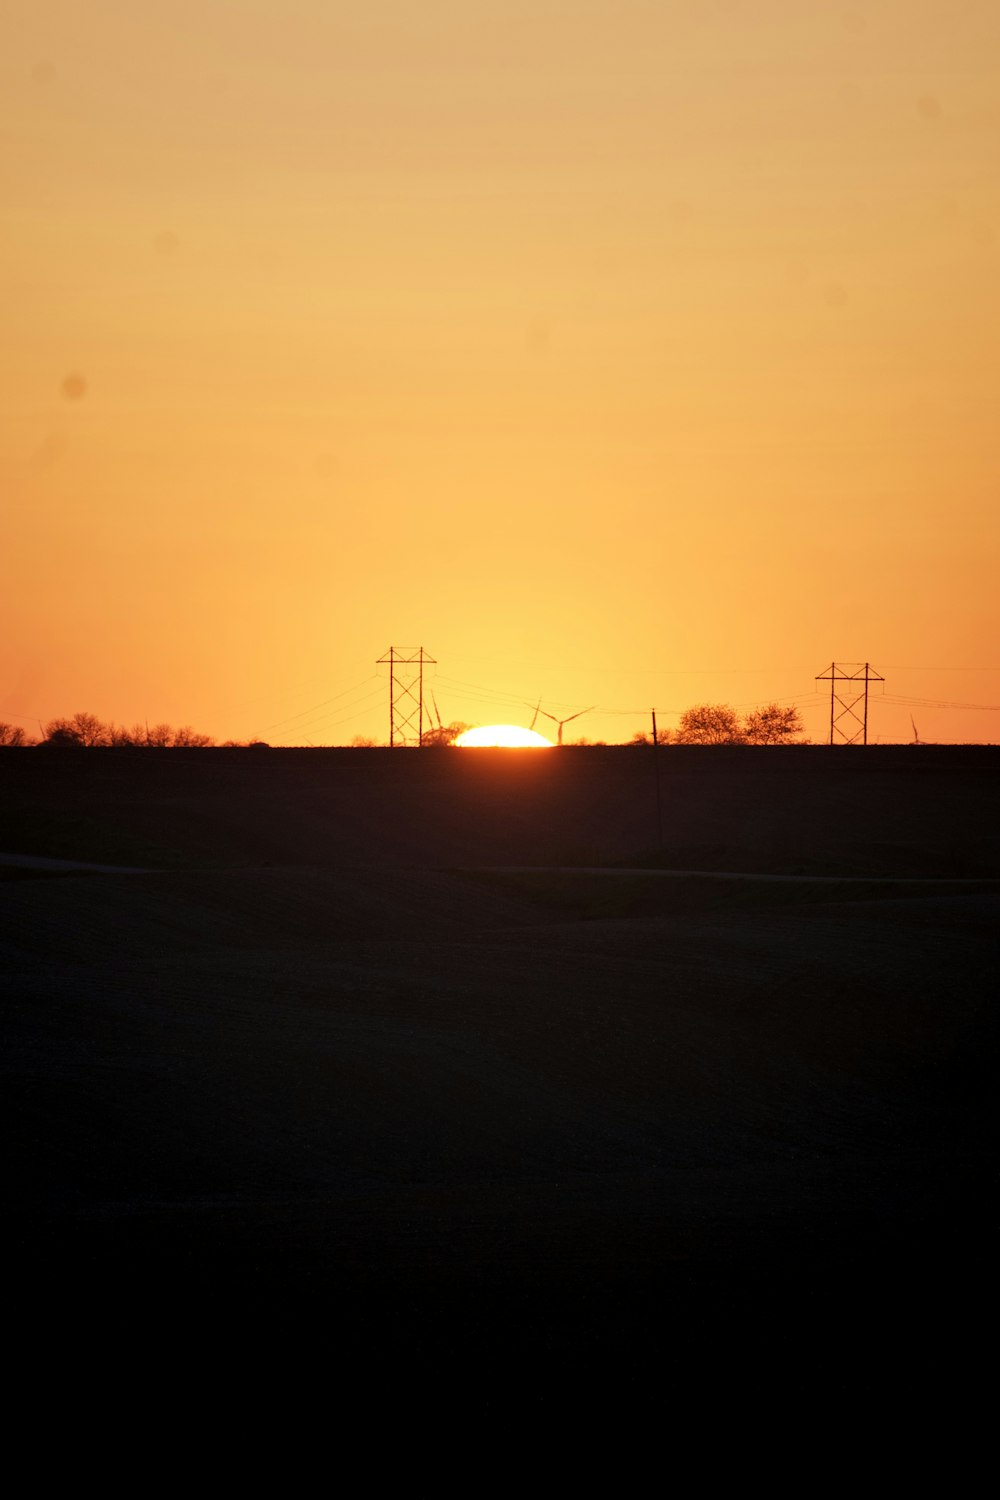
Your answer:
(0, 712), (220, 747)
(630, 703), (804, 746)
(1, 700), (804, 749)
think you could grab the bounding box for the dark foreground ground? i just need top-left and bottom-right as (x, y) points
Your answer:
(2, 747), (996, 1420)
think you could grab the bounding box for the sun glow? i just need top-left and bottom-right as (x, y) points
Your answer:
(453, 724), (553, 748)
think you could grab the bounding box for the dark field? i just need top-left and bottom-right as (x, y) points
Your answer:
(2, 746), (996, 1415)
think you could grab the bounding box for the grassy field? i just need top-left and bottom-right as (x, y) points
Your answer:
(2, 746), (995, 1416)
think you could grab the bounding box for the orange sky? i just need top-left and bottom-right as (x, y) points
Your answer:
(3, 1), (999, 744)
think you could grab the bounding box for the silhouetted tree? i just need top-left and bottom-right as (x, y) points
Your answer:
(173, 726), (215, 747)
(674, 705), (745, 744)
(628, 728), (672, 746)
(108, 723), (141, 747)
(742, 703), (803, 745)
(0, 722), (32, 746)
(422, 722), (470, 747)
(41, 713), (214, 747)
(44, 712), (109, 747)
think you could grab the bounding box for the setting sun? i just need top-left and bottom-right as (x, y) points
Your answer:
(453, 725), (553, 749)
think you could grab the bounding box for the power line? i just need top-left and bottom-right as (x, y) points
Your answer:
(230, 669), (377, 720)
(264, 675), (380, 730)
(878, 695), (1000, 711)
(440, 674), (831, 720)
(11, 662), (1000, 749)
(283, 705), (386, 740)
(436, 674), (555, 708)
(447, 657), (825, 677)
(597, 691), (826, 716)
(280, 685), (385, 737)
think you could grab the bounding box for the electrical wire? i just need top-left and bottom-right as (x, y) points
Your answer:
(277, 684), (386, 738)
(582, 691), (826, 717)
(435, 672), (831, 721)
(264, 675), (380, 730)
(435, 674), (547, 708)
(12, 666), (1000, 746)
(877, 695), (1000, 711)
(437, 673), (602, 715)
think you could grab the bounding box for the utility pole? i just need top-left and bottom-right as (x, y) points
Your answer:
(815, 662), (884, 745)
(376, 646), (436, 746)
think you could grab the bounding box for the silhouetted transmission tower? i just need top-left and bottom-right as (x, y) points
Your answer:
(815, 662), (884, 744)
(376, 646), (436, 746)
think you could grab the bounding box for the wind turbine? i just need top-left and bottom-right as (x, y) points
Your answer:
(528, 701), (595, 746)
(424, 690), (454, 746)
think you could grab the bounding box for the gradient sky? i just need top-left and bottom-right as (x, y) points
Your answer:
(3, 1), (999, 744)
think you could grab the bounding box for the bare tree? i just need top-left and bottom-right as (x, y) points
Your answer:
(421, 721), (470, 748)
(40, 713), (214, 746)
(107, 722), (141, 746)
(742, 703), (804, 745)
(0, 722), (32, 746)
(71, 711), (108, 746)
(674, 705), (745, 745)
(173, 726), (215, 747)
(44, 711), (109, 747)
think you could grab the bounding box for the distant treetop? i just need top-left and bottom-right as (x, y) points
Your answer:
(35, 712), (216, 748)
(671, 702), (804, 745)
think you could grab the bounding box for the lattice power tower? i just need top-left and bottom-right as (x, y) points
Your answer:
(815, 662), (884, 745)
(377, 646), (436, 746)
